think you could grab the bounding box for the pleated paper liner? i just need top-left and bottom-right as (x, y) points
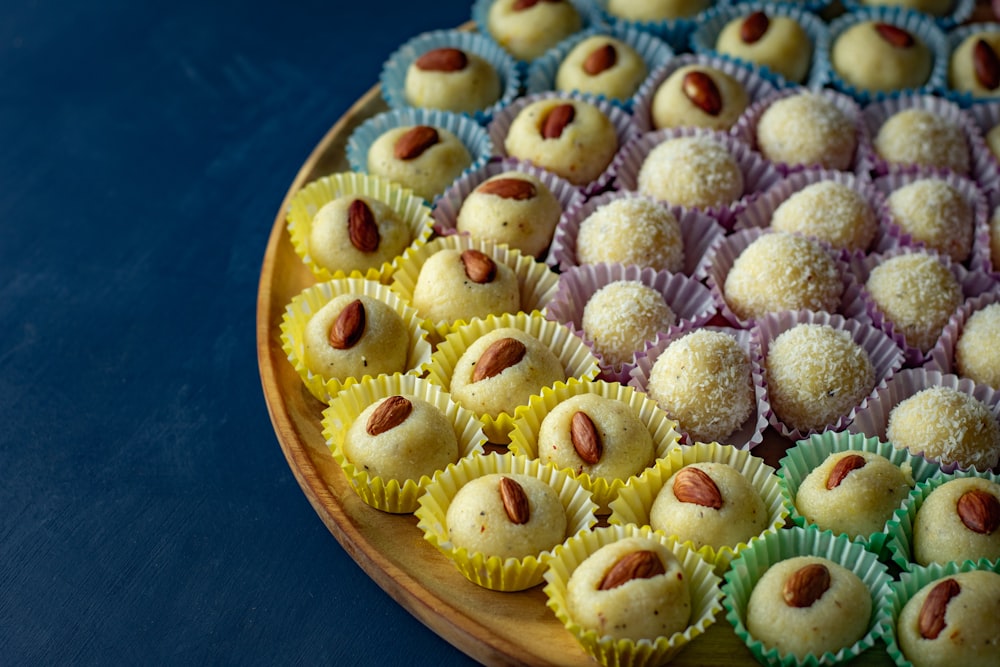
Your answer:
(942, 22), (1000, 106)
(965, 100), (1000, 202)
(844, 0), (974, 30)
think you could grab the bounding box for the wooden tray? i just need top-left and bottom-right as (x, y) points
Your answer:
(255, 82), (895, 666)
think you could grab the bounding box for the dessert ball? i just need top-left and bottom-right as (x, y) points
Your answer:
(607, 0), (709, 20)
(555, 35), (648, 101)
(831, 21), (932, 93)
(769, 180), (877, 252)
(487, 0), (582, 61)
(309, 195), (413, 274)
(912, 476), (1000, 566)
(715, 11), (812, 83)
(367, 124), (472, 201)
(581, 280), (677, 368)
(949, 32), (1000, 98)
(637, 135), (744, 210)
(956, 304), (1000, 388)
(650, 65), (749, 131)
(404, 47), (501, 113)
(410, 248), (521, 324)
(575, 197), (685, 272)
(987, 124), (1000, 161)
(874, 109), (970, 175)
(755, 93), (857, 171)
(886, 178), (974, 262)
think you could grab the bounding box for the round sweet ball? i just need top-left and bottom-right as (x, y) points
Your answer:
(886, 178), (973, 262)
(746, 556), (871, 660)
(795, 450), (915, 538)
(766, 323), (876, 433)
(770, 180), (877, 252)
(755, 93), (857, 171)
(404, 47), (501, 114)
(637, 136), (744, 210)
(650, 462), (769, 550)
(865, 252), (963, 353)
(367, 124), (472, 201)
(449, 327), (566, 418)
(607, 0), (709, 20)
(581, 280), (677, 368)
(304, 294), (409, 381)
(956, 303), (1000, 388)
(831, 21), (932, 94)
(949, 32), (1000, 98)
(646, 330), (755, 443)
(410, 248), (521, 325)
(651, 65), (749, 132)
(575, 197), (685, 272)
(343, 395), (459, 483)
(887, 385), (1000, 471)
(874, 109), (970, 175)
(897, 570), (1000, 667)
(723, 232), (843, 323)
(912, 476), (1000, 566)
(504, 98), (618, 186)
(446, 473), (567, 559)
(309, 195), (413, 274)
(715, 11), (812, 83)
(566, 536), (691, 641)
(537, 393), (656, 481)
(487, 0), (582, 61)
(556, 36), (648, 101)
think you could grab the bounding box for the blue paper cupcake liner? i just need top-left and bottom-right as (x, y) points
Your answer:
(727, 0), (834, 15)
(942, 22), (1000, 107)
(841, 0), (974, 30)
(471, 0), (603, 64)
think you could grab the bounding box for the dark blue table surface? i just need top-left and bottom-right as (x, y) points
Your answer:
(1, 1), (483, 664)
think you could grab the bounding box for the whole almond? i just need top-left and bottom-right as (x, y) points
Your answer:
(956, 488), (1000, 535)
(782, 563), (832, 608)
(570, 411), (602, 465)
(598, 550), (666, 590)
(874, 22), (915, 48)
(918, 578), (961, 639)
(347, 198), (380, 253)
(973, 39), (1000, 90)
(540, 103), (576, 139)
(583, 43), (617, 75)
(499, 476), (530, 524)
(672, 466), (724, 510)
(682, 70), (723, 117)
(328, 299), (366, 350)
(471, 337), (527, 382)
(825, 454), (867, 490)
(513, 0), (562, 10)
(460, 249), (498, 284)
(394, 125), (440, 160)
(476, 177), (537, 200)
(366, 395), (414, 436)
(740, 11), (770, 44)
(415, 47), (468, 72)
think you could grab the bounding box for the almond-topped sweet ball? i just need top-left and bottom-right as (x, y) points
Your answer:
(637, 135), (744, 210)
(874, 109), (971, 175)
(746, 556), (871, 660)
(504, 98), (618, 186)
(455, 171), (562, 258)
(566, 536), (691, 641)
(897, 570), (1000, 667)
(404, 47), (501, 113)
(886, 178), (974, 262)
(487, 0), (582, 61)
(411, 248), (521, 325)
(309, 195), (414, 274)
(912, 476), (1000, 566)
(367, 124), (472, 201)
(650, 65), (750, 131)
(887, 386), (1000, 470)
(956, 304), (1000, 388)
(949, 32), (1000, 98)
(755, 93), (857, 171)
(715, 11), (812, 83)
(769, 181), (877, 252)
(555, 35), (648, 101)
(581, 280), (677, 368)
(575, 197), (685, 272)
(831, 21), (932, 94)
(607, 0), (709, 20)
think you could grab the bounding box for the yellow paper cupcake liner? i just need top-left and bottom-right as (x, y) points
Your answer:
(279, 277), (433, 402)
(542, 523), (724, 667)
(323, 374), (489, 514)
(608, 442), (790, 574)
(507, 377), (682, 511)
(414, 452), (598, 592)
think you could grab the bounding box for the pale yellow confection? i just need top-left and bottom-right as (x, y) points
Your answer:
(912, 477), (1000, 565)
(449, 327), (566, 418)
(303, 294), (409, 381)
(537, 393), (656, 480)
(956, 304), (1000, 388)
(987, 125), (1000, 161)
(646, 330), (755, 443)
(770, 181), (877, 252)
(404, 49), (501, 113)
(575, 197), (685, 272)
(504, 98), (618, 186)
(746, 556), (871, 660)
(723, 232), (843, 322)
(607, 0), (710, 20)
(650, 462), (768, 549)
(795, 450), (914, 538)
(831, 21), (932, 93)
(766, 323), (876, 433)
(367, 125), (472, 201)
(887, 386), (1000, 470)
(861, 0), (952, 16)
(343, 395), (459, 483)
(992, 205), (1000, 268)
(715, 13), (812, 83)
(555, 35), (648, 101)
(865, 252), (962, 353)
(756, 93), (857, 171)
(898, 570), (1000, 667)
(886, 178), (973, 262)
(949, 32), (1000, 98)
(410, 248), (521, 325)
(637, 136), (744, 210)
(874, 109), (970, 175)
(650, 65), (749, 131)
(487, 0), (582, 61)
(308, 195), (413, 274)
(581, 280), (677, 368)
(566, 536), (691, 641)
(446, 472), (567, 559)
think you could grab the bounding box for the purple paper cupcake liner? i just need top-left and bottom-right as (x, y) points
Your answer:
(925, 287), (1000, 376)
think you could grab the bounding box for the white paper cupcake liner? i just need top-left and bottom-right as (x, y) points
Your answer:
(925, 287), (1000, 376)
(471, 0), (602, 63)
